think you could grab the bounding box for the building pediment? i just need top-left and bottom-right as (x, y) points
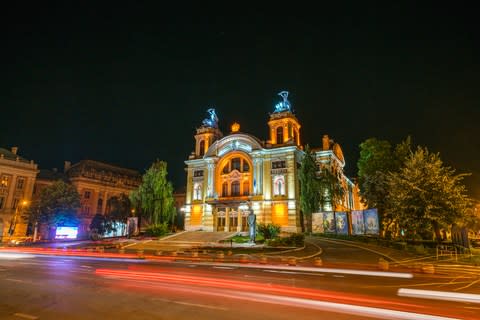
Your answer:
(204, 133), (263, 157)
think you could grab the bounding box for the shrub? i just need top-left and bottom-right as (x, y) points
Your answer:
(268, 233), (305, 247)
(256, 223), (281, 240)
(145, 222), (169, 237)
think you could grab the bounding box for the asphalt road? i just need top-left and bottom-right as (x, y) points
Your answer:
(1, 251), (479, 320)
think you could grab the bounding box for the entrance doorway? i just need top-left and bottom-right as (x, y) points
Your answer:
(216, 211), (226, 231)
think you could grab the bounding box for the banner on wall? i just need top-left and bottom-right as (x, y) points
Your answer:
(351, 210), (365, 235)
(322, 212), (336, 233)
(127, 217), (139, 237)
(364, 209), (379, 235)
(335, 212), (348, 235)
(312, 212), (324, 233)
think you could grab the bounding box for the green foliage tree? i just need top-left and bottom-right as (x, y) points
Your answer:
(299, 145), (320, 233)
(131, 160), (176, 227)
(357, 137), (411, 233)
(26, 180), (81, 238)
(317, 167), (344, 211)
(89, 213), (109, 239)
(387, 146), (473, 241)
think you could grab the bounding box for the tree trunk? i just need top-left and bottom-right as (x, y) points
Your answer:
(432, 220), (442, 242)
(305, 212), (312, 234)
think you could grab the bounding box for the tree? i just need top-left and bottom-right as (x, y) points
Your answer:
(89, 213), (109, 239)
(357, 137), (411, 233)
(387, 146), (472, 241)
(299, 145), (320, 233)
(26, 180), (80, 238)
(131, 160), (175, 227)
(107, 193), (132, 234)
(317, 167), (344, 211)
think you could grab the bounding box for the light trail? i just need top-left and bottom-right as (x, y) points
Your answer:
(398, 288), (480, 304)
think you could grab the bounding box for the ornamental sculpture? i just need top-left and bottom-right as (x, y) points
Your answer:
(274, 91), (291, 113)
(202, 108), (219, 128)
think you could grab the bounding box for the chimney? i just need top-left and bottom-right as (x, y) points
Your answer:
(64, 161), (72, 172)
(322, 135), (330, 150)
(11, 146), (18, 155)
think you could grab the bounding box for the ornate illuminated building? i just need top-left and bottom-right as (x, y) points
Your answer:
(0, 147), (38, 240)
(184, 91), (362, 233)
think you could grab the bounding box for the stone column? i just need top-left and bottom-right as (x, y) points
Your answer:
(225, 207), (230, 232)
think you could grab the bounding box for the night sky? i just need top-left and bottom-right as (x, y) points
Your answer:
(2, 3), (479, 198)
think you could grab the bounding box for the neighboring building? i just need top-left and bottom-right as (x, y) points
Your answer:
(184, 92), (362, 233)
(0, 147), (38, 241)
(33, 160), (142, 239)
(173, 187), (186, 231)
(65, 160), (142, 238)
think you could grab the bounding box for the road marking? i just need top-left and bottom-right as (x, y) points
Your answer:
(13, 313), (38, 319)
(263, 270), (299, 275)
(212, 266), (236, 270)
(398, 288), (480, 304)
(80, 265), (92, 268)
(173, 301), (228, 311)
(333, 275), (345, 278)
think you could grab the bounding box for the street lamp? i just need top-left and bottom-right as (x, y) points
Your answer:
(8, 200), (29, 238)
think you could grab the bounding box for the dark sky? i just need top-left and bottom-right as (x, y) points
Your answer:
(2, 3), (479, 198)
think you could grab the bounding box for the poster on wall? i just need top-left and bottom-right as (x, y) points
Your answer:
(335, 212), (348, 235)
(351, 210), (365, 235)
(322, 212), (336, 233)
(364, 209), (379, 235)
(312, 212), (324, 233)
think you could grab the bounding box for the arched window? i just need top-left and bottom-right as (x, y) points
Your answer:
(193, 183), (202, 200)
(293, 129), (298, 145)
(243, 181), (250, 196)
(231, 158), (241, 171)
(273, 176), (285, 196)
(222, 182), (228, 197)
(222, 164), (230, 174)
(199, 140), (205, 156)
(231, 181), (240, 196)
(242, 161), (250, 172)
(276, 126), (283, 144)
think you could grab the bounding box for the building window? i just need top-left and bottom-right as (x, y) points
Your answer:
(193, 170), (204, 177)
(1, 175), (10, 188)
(273, 176), (285, 196)
(16, 177), (25, 190)
(272, 160), (286, 169)
(243, 181), (250, 196)
(276, 126), (283, 143)
(222, 164), (230, 174)
(12, 198), (20, 210)
(243, 161), (250, 172)
(0, 197), (5, 209)
(231, 181), (240, 196)
(84, 206), (90, 215)
(231, 158), (241, 171)
(84, 191), (91, 199)
(97, 198), (103, 212)
(199, 140), (205, 156)
(222, 182), (228, 197)
(193, 183), (202, 200)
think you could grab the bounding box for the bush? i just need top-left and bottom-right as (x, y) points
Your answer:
(268, 233), (305, 247)
(145, 223), (169, 237)
(257, 223), (281, 240)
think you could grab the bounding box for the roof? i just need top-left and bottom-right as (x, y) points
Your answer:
(0, 147), (29, 162)
(67, 160), (141, 179)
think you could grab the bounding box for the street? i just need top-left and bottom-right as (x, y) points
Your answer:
(1, 248), (479, 320)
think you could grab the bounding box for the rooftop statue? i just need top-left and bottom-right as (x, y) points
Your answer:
(274, 91), (291, 113)
(202, 108), (219, 128)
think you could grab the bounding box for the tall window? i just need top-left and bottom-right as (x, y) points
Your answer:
(242, 161), (250, 172)
(16, 177), (25, 190)
(222, 182), (228, 197)
(199, 140), (205, 156)
(193, 183), (202, 200)
(231, 181), (240, 196)
(243, 181), (250, 196)
(12, 198), (20, 210)
(1, 175), (10, 188)
(276, 126), (283, 144)
(0, 196), (5, 209)
(273, 176), (285, 196)
(84, 191), (91, 199)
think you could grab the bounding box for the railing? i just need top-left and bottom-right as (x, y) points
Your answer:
(436, 244), (458, 261)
